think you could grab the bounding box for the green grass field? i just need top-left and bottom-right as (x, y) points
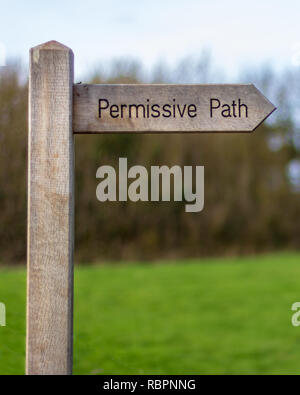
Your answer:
(0, 254), (300, 375)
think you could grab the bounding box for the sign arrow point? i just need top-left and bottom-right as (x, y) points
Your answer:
(250, 84), (277, 132)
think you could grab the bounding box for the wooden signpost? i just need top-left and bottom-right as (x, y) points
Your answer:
(73, 84), (275, 133)
(26, 41), (276, 375)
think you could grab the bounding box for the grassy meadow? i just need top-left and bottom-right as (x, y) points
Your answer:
(0, 253), (300, 375)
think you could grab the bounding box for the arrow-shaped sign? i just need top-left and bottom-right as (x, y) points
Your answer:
(73, 84), (276, 133)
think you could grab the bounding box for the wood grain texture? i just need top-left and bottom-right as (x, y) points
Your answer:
(27, 41), (74, 375)
(73, 84), (276, 133)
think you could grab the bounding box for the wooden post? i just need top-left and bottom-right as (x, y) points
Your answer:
(27, 41), (74, 375)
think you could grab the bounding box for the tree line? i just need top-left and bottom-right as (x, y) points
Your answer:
(0, 56), (299, 264)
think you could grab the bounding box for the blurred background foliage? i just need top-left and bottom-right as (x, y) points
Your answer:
(0, 55), (300, 264)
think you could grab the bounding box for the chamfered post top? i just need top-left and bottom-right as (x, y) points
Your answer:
(30, 40), (74, 68)
(30, 40), (73, 53)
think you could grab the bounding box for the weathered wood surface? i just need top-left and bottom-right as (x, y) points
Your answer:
(27, 41), (74, 375)
(73, 84), (276, 133)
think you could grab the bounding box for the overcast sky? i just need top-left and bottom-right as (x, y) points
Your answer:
(1, 0), (299, 79)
